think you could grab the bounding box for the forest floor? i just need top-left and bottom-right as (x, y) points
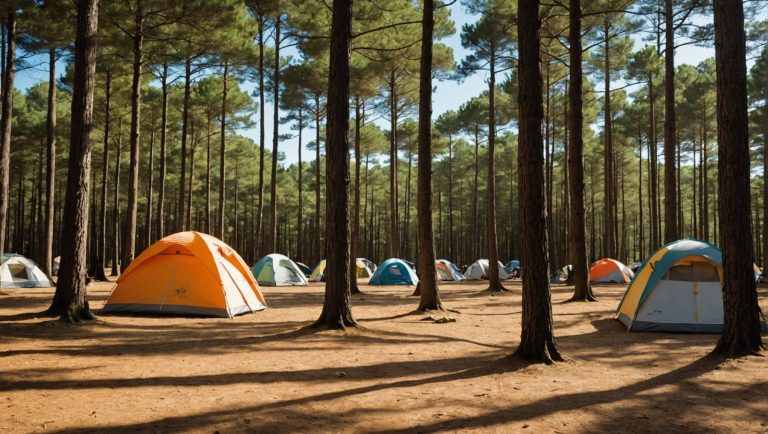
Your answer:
(1, 280), (767, 433)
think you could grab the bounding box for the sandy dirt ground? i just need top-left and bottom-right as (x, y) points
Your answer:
(1, 280), (767, 433)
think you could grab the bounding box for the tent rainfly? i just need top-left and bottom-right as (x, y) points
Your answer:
(436, 259), (465, 281)
(1, 254), (53, 288)
(102, 231), (266, 317)
(589, 258), (634, 283)
(252, 254), (309, 286)
(310, 259), (373, 282)
(615, 239), (766, 333)
(464, 259), (511, 280)
(369, 258), (419, 286)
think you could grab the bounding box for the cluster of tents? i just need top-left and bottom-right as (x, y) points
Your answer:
(2, 232), (764, 334)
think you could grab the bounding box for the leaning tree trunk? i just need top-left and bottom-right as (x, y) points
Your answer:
(712, 0), (764, 357)
(44, 47), (57, 275)
(313, 0), (357, 329)
(122, 7), (144, 272)
(567, 0), (595, 301)
(414, 0), (443, 310)
(0, 10), (16, 257)
(514, 0), (563, 364)
(47, 0), (99, 322)
(486, 47), (505, 293)
(663, 0), (678, 243)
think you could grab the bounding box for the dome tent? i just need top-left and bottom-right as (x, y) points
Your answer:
(369, 258), (419, 286)
(102, 232), (266, 318)
(589, 258), (634, 283)
(436, 259), (465, 281)
(310, 259), (373, 282)
(464, 259), (511, 280)
(615, 239), (763, 333)
(1, 254), (53, 288)
(252, 254), (309, 286)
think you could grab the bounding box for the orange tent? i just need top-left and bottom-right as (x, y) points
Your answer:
(589, 258), (634, 283)
(102, 231), (266, 318)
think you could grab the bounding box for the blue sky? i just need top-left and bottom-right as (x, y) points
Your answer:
(14, 3), (719, 164)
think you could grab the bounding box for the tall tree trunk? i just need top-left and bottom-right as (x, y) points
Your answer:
(145, 129), (154, 246)
(44, 47), (57, 275)
(255, 16), (265, 258)
(186, 127), (195, 230)
(414, 0), (442, 310)
(313, 0), (356, 329)
(763, 123), (768, 274)
(178, 56), (192, 232)
(515, 0), (563, 364)
(122, 5), (144, 271)
(205, 117), (211, 233)
(268, 16), (281, 253)
(712, 0), (764, 357)
(99, 69), (110, 268)
(648, 72), (659, 250)
(486, 47), (505, 292)
(217, 61), (228, 239)
(472, 127), (479, 260)
(352, 96), (362, 294)
(47, 0), (98, 322)
(638, 127), (644, 259)
(314, 93), (321, 263)
(297, 106), (303, 260)
(0, 10), (15, 257)
(663, 0), (678, 243)
(448, 135), (454, 261)
(568, 0), (595, 301)
(388, 75), (400, 258)
(157, 63), (167, 239)
(111, 117), (123, 276)
(603, 18), (616, 259)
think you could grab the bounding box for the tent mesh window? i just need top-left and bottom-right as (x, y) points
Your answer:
(8, 264), (29, 280)
(662, 262), (720, 282)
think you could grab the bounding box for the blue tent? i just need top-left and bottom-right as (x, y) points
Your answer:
(369, 258), (419, 286)
(505, 260), (521, 269)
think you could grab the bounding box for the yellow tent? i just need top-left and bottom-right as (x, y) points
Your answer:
(310, 259), (373, 281)
(102, 231), (266, 318)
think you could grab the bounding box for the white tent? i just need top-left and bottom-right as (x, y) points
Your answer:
(1, 254), (53, 288)
(251, 254), (309, 286)
(464, 259), (511, 281)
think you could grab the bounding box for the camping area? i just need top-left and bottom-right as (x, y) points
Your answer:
(2, 0), (768, 432)
(1, 281), (766, 433)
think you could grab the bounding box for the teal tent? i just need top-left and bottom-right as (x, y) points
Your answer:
(369, 258), (419, 286)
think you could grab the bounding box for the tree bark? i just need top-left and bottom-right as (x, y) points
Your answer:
(603, 18), (616, 259)
(297, 106), (303, 260)
(486, 45), (505, 292)
(145, 129), (154, 247)
(217, 61), (228, 239)
(352, 96), (362, 295)
(121, 3), (144, 271)
(177, 56), (191, 232)
(0, 10), (15, 257)
(663, 0), (678, 243)
(110, 117), (122, 276)
(157, 63), (167, 239)
(99, 69), (110, 267)
(314, 93), (321, 263)
(711, 0), (764, 357)
(44, 47), (57, 275)
(388, 75), (400, 258)
(514, 0), (563, 364)
(568, 0), (595, 301)
(47, 0), (99, 323)
(414, 0), (443, 310)
(255, 16), (265, 258)
(313, 0), (356, 329)
(268, 15), (280, 253)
